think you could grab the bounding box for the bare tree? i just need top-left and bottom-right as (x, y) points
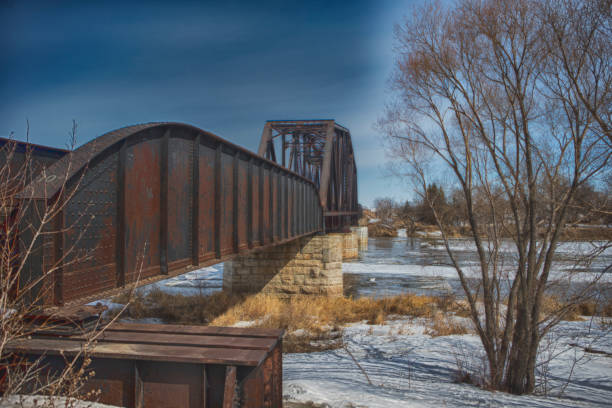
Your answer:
(373, 197), (397, 224)
(379, 0), (610, 394)
(0, 124), (130, 405)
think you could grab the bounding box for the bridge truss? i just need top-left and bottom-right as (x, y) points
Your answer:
(258, 120), (359, 231)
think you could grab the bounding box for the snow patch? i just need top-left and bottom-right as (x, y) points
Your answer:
(1, 396), (119, 408)
(284, 318), (612, 407)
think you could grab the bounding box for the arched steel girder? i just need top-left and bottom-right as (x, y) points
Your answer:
(17, 123), (323, 306)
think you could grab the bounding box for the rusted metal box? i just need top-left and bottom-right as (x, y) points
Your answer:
(7, 323), (283, 407)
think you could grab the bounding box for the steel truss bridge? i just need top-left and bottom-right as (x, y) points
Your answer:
(7, 120), (359, 306)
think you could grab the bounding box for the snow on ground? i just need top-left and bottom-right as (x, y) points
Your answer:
(86, 299), (124, 309)
(0, 395), (118, 408)
(283, 318), (612, 407)
(157, 265), (223, 295)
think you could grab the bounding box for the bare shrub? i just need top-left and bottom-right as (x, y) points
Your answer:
(0, 125), (130, 405)
(451, 342), (489, 388)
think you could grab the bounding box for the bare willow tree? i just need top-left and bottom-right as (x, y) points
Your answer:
(379, 0), (611, 395)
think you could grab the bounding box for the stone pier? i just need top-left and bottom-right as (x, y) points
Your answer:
(224, 234), (343, 297)
(341, 231), (359, 259)
(224, 228), (369, 297)
(342, 226), (368, 259)
(351, 226), (368, 251)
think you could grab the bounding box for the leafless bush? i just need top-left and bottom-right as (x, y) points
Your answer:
(451, 342), (488, 388)
(0, 124), (130, 406)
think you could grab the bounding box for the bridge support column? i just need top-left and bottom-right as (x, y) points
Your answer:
(337, 227), (367, 259)
(224, 234), (344, 297)
(351, 226), (368, 251)
(340, 231), (359, 259)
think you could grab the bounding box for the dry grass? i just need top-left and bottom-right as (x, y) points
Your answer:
(539, 295), (612, 321)
(283, 330), (345, 353)
(367, 222), (398, 237)
(540, 295), (584, 321)
(111, 289), (469, 329)
(110, 289), (244, 325)
(110, 290), (470, 352)
(560, 226), (612, 241)
(209, 292), (463, 330)
(577, 298), (612, 317)
(426, 312), (469, 337)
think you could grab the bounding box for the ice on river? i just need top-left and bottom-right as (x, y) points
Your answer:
(343, 262), (472, 279)
(343, 237), (611, 298)
(130, 265), (224, 297)
(425, 239), (611, 254)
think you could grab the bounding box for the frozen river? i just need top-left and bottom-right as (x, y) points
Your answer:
(344, 236), (612, 298)
(138, 236), (611, 300)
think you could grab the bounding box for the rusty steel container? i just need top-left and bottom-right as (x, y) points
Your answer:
(7, 323), (283, 407)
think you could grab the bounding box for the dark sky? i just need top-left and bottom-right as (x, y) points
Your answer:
(1, 0), (415, 206)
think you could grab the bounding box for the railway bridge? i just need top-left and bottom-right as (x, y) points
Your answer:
(9, 120), (363, 306)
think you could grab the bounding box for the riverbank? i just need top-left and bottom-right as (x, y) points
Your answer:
(108, 290), (472, 352)
(106, 290), (612, 407)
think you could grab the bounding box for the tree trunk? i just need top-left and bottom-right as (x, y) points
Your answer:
(505, 307), (537, 394)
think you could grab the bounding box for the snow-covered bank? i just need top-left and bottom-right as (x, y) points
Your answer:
(0, 396), (118, 408)
(283, 318), (612, 407)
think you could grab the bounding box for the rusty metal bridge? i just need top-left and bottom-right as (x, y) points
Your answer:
(8, 120), (359, 306)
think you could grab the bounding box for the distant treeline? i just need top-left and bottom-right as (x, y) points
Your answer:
(368, 180), (611, 238)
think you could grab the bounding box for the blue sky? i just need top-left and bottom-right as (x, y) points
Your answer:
(1, 0), (417, 207)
